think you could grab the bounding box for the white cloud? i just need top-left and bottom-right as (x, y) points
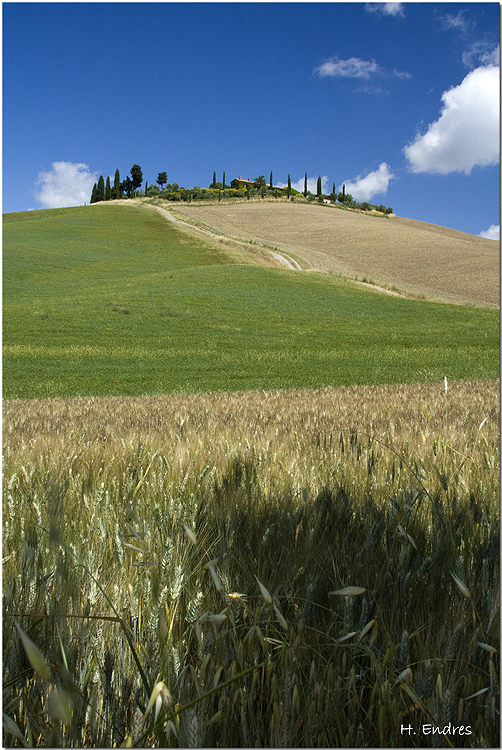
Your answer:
(440, 11), (472, 33)
(314, 56), (380, 79)
(34, 161), (98, 208)
(479, 224), (500, 241)
(365, 3), (405, 17)
(313, 56), (410, 86)
(341, 163), (395, 202)
(403, 65), (500, 175)
(462, 42), (500, 69)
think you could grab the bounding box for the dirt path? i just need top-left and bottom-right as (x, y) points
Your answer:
(270, 251), (302, 270)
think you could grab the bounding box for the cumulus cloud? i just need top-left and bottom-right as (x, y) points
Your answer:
(341, 163), (395, 202)
(34, 161), (98, 208)
(479, 224), (500, 241)
(365, 3), (405, 17)
(403, 65), (500, 175)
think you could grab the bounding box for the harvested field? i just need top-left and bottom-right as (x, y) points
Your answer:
(170, 201), (499, 307)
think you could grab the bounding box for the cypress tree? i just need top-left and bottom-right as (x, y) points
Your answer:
(223, 172), (226, 189)
(287, 174), (291, 199)
(270, 171), (273, 189)
(96, 175), (105, 202)
(105, 176), (111, 201)
(304, 172), (308, 197)
(212, 171), (216, 188)
(90, 183), (97, 204)
(112, 169), (121, 199)
(317, 176), (322, 197)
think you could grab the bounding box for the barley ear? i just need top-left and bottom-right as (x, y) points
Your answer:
(255, 575), (272, 604)
(15, 621), (51, 682)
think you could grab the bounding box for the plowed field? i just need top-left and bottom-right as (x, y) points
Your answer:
(171, 201), (499, 307)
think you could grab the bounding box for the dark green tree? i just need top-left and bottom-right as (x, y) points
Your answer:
(157, 172), (167, 189)
(223, 172), (226, 189)
(96, 175), (105, 202)
(112, 169), (121, 199)
(317, 176), (322, 197)
(270, 171), (273, 189)
(90, 183), (97, 203)
(253, 175), (266, 186)
(211, 171), (217, 188)
(105, 176), (112, 201)
(130, 165), (143, 196)
(287, 174), (291, 199)
(304, 173), (308, 197)
(120, 176), (133, 198)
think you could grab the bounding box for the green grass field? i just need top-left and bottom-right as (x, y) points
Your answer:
(3, 203), (498, 399)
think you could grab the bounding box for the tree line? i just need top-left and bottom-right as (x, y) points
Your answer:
(90, 167), (392, 214)
(90, 165), (144, 203)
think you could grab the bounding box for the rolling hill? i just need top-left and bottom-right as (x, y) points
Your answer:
(3, 200), (499, 399)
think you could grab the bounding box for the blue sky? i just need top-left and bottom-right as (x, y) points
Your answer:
(3, 2), (500, 238)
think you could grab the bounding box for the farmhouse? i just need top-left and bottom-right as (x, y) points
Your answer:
(230, 176), (282, 190)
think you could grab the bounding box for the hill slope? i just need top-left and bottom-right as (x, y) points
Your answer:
(169, 201), (499, 307)
(3, 203), (498, 399)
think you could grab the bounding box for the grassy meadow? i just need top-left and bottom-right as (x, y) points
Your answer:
(2, 203), (499, 399)
(3, 202), (499, 747)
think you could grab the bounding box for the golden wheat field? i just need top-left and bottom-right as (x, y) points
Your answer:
(3, 380), (500, 747)
(169, 201), (499, 307)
